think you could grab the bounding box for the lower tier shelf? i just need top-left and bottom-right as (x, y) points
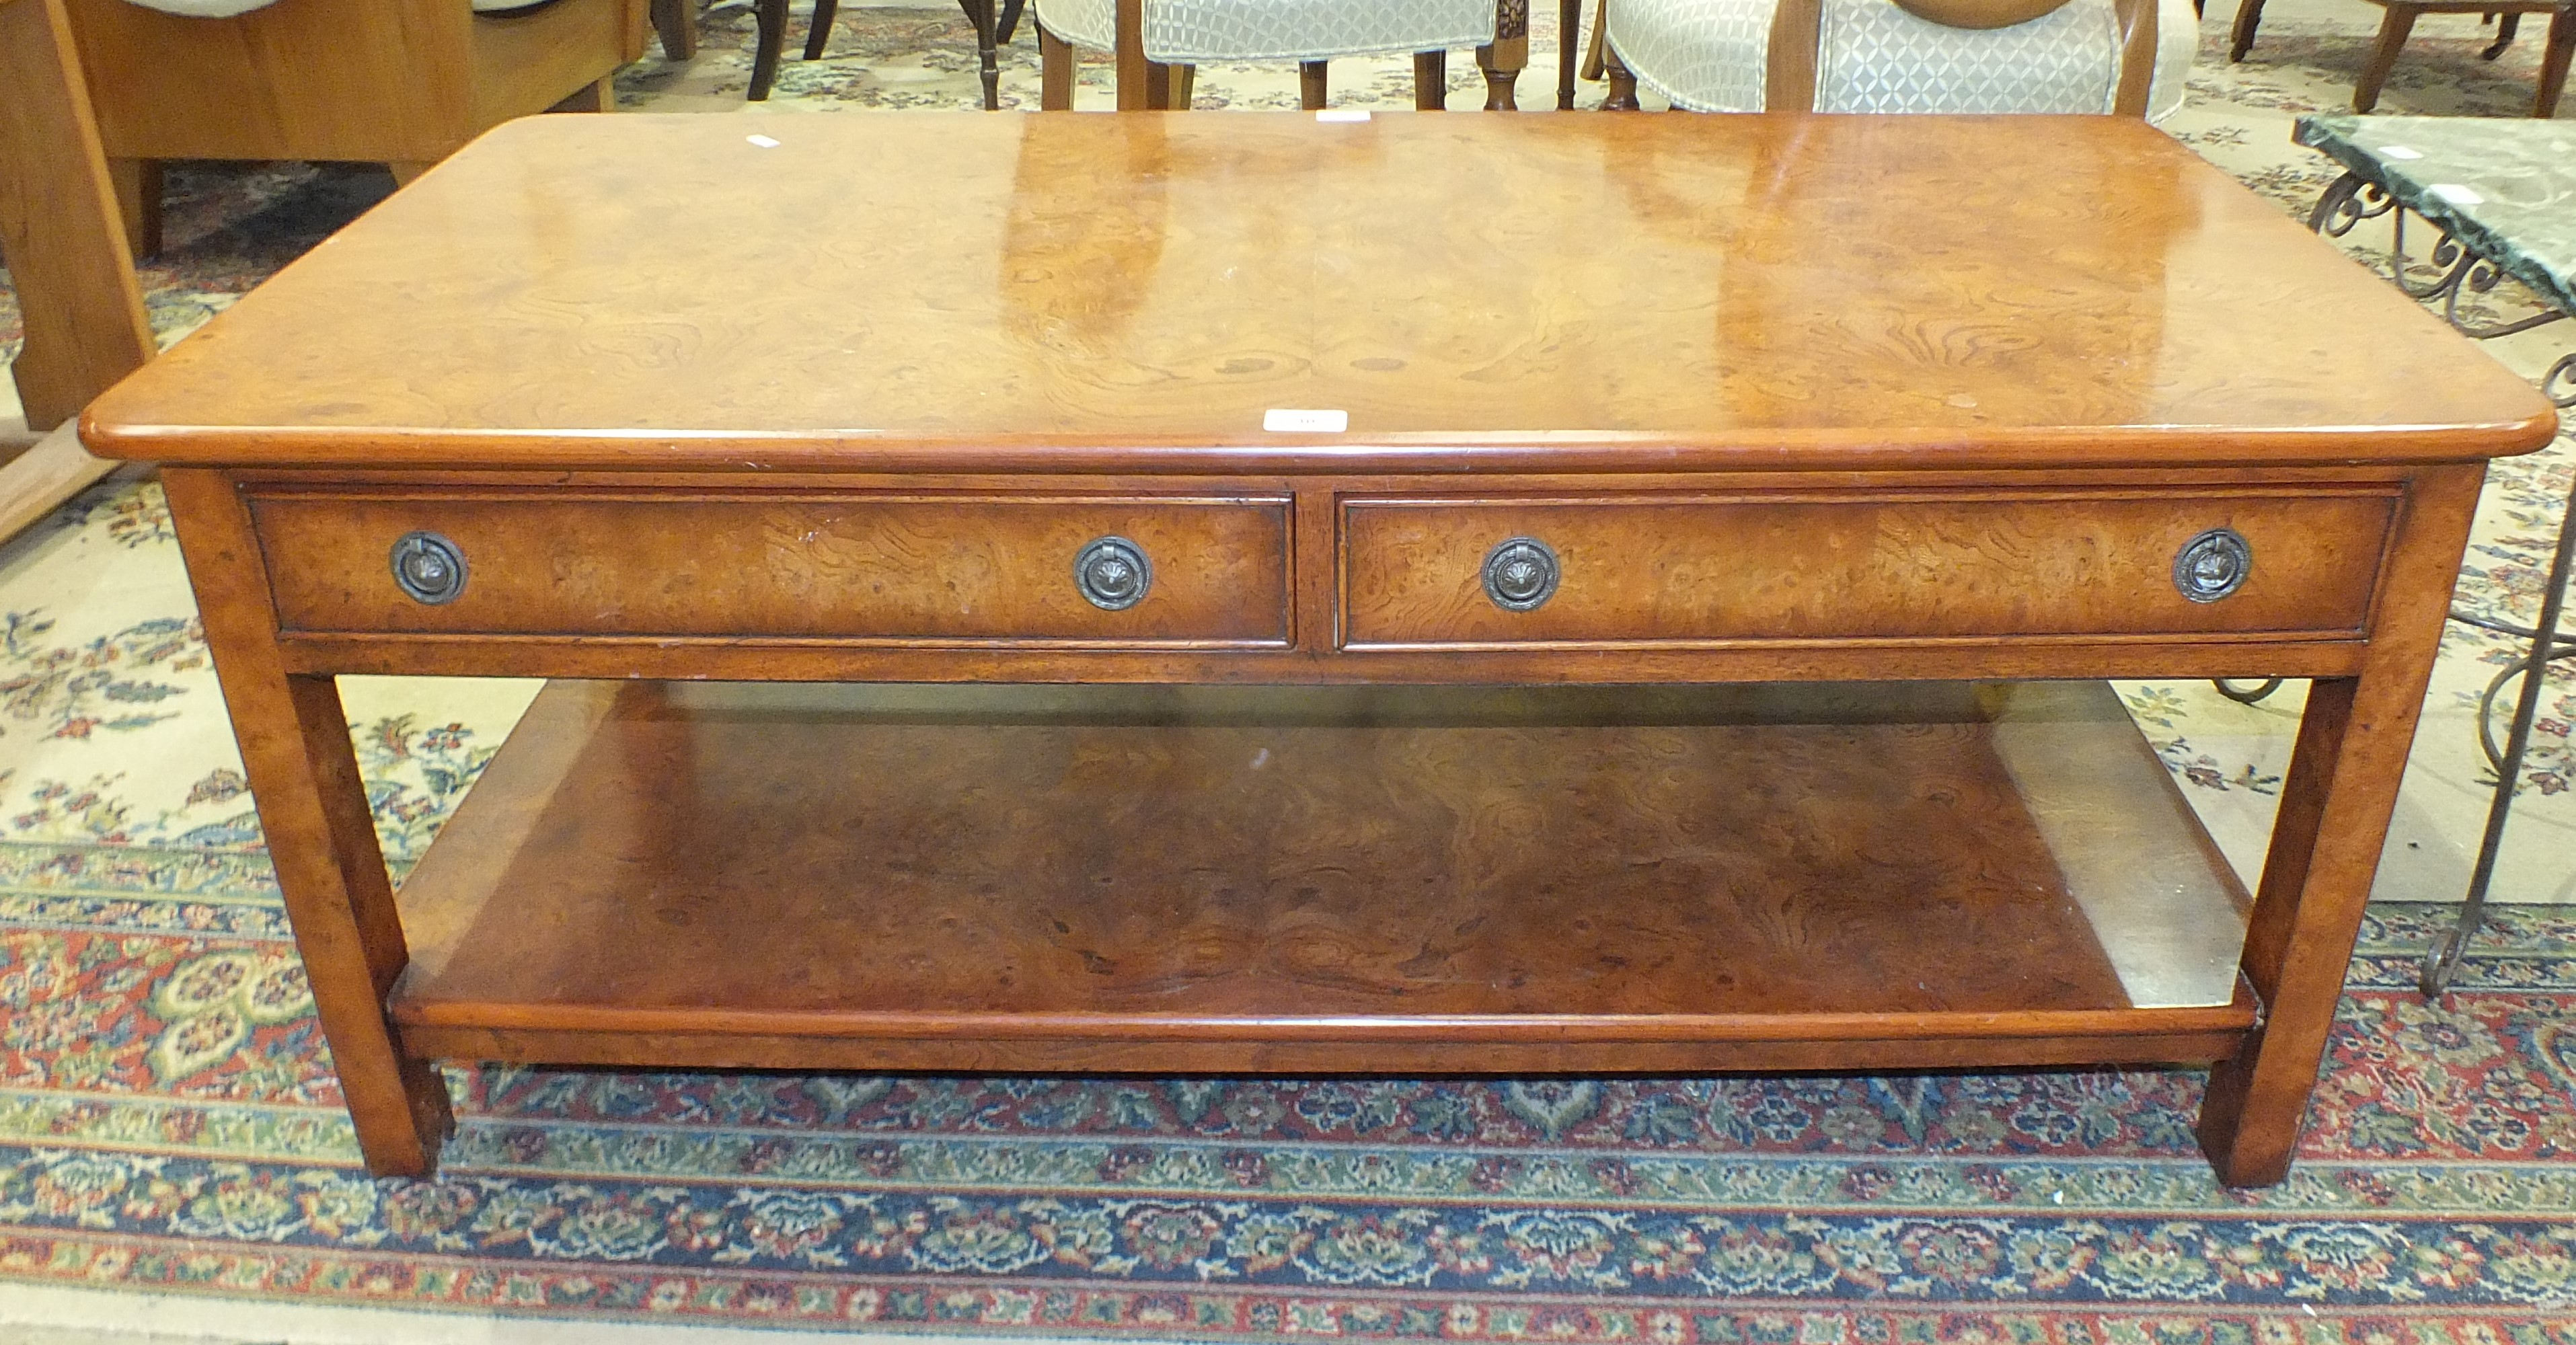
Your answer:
(387, 680), (2259, 1074)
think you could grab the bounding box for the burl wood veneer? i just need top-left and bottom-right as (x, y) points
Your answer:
(81, 113), (2557, 1188)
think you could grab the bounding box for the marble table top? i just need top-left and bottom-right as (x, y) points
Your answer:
(2297, 114), (2576, 317)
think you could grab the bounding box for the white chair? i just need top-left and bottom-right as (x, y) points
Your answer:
(1032, 0), (1497, 109)
(1601, 0), (2195, 119)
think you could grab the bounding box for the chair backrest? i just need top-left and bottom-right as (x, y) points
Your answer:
(1763, 0), (2156, 114)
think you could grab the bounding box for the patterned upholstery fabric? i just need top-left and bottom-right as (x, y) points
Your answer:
(1034, 0), (1494, 61)
(1607, 0), (2194, 120)
(1819, 0), (2119, 113)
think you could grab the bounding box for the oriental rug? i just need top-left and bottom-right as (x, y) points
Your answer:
(0, 3), (2573, 1338)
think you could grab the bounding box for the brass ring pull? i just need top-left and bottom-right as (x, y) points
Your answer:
(390, 531), (467, 605)
(1482, 537), (1561, 612)
(2174, 528), (2252, 603)
(1073, 535), (1153, 611)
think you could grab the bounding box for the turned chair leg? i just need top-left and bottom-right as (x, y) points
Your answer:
(1301, 59), (1329, 108)
(960, 0), (1001, 108)
(805, 0), (839, 59)
(2353, 3), (2418, 111)
(1415, 50), (1449, 108)
(1039, 21), (1075, 108)
(2538, 5), (2575, 114)
(1558, 0), (1582, 107)
(999, 0), (1026, 42)
(2229, 0), (2267, 60)
(1602, 39), (1638, 108)
(748, 0), (786, 99)
(1479, 0), (1529, 109)
(650, 0), (698, 60)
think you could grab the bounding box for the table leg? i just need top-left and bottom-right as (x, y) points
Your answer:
(163, 469), (454, 1177)
(0, 0), (156, 432)
(2195, 463), (2485, 1187)
(2422, 432), (2576, 993)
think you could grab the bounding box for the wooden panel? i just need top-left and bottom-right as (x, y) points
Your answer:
(62, 0), (471, 163)
(77, 114), (2558, 471)
(389, 679), (2260, 1069)
(400, 1022), (2256, 1075)
(248, 489), (1293, 644)
(0, 0), (155, 432)
(471, 0), (648, 128)
(1342, 488), (2396, 647)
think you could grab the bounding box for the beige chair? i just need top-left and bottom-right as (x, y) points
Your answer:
(1601, 0), (2186, 118)
(60, 0), (646, 254)
(1031, 0), (1497, 109)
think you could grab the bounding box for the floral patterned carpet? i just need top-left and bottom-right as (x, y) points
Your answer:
(1, 1), (2575, 1338)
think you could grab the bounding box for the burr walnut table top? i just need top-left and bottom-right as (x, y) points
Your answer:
(81, 111), (2563, 1188)
(81, 112), (2554, 473)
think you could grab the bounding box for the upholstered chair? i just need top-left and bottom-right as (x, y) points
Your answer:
(1601, 0), (2195, 120)
(1031, 0), (1498, 109)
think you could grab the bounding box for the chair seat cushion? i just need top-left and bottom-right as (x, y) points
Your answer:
(1034, 0), (1494, 61)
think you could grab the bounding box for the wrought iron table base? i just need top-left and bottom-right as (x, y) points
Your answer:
(2287, 169), (2576, 993)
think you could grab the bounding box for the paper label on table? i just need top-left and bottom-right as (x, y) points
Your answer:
(1264, 408), (1349, 432)
(746, 134), (782, 149)
(2428, 183), (2484, 206)
(2375, 145), (2423, 160)
(1316, 110), (1371, 123)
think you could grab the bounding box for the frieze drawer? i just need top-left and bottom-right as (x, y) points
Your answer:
(248, 490), (1293, 645)
(1340, 490), (2396, 648)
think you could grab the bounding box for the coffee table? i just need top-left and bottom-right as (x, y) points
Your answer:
(81, 112), (2556, 1188)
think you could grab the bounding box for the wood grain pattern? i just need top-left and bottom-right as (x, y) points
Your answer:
(0, 0), (155, 432)
(79, 115), (2558, 472)
(120, 116), (2550, 1186)
(2197, 462), (2487, 1186)
(162, 469), (453, 1176)
(1342, 489), (2395, 646)
(248, 489), (1293, 644)
(389, 679), (2259, 1068)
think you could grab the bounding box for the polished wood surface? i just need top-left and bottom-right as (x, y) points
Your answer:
(81, 114), (2556, 471)
(248, 488), (1291, 643)
(389, 679), (2255, 1071)
(1340, 488), (2394, 646)
(124, 114), (2555, 1186)
(0, 0), (155, 432)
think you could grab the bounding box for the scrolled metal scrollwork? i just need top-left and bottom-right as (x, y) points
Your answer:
(1072, 535), (1152, 611)
(2173, 528), (2252, 603)
(389, 531), (467, 605)
(2307, 171), (2398, 240)
(2544, 352), (2576, 408)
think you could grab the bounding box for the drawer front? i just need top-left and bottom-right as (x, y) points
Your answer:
(1341, 491), (2395, 646)
(251, 491), (1292, 644)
